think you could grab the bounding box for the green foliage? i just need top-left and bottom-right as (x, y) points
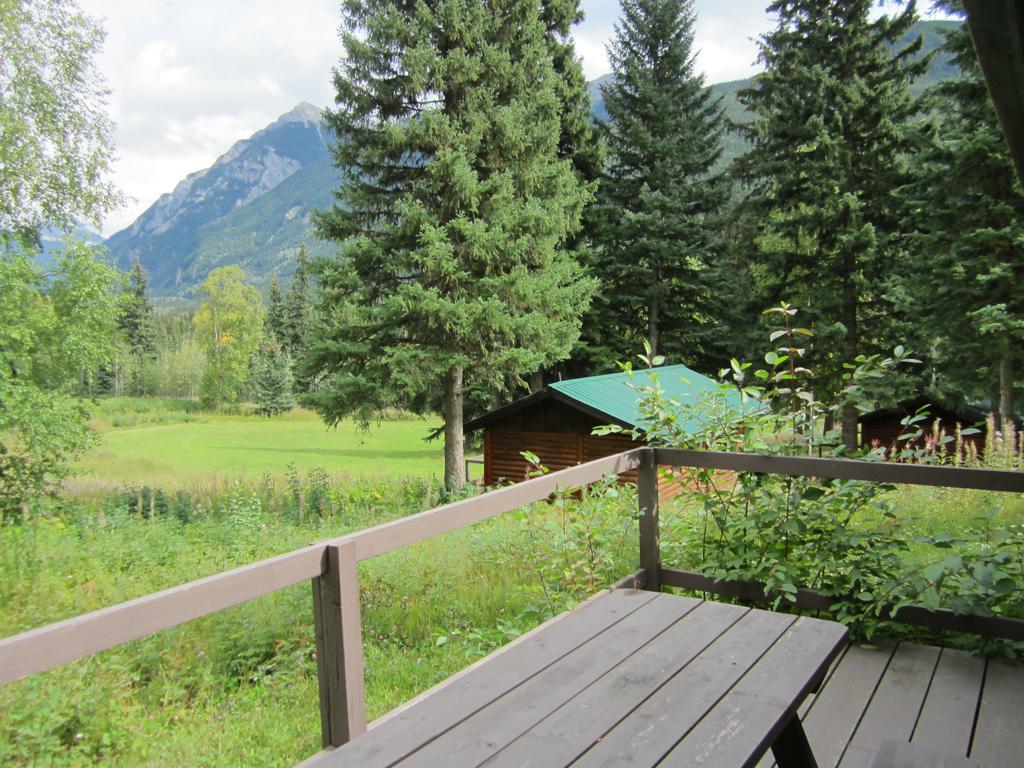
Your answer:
(609, 307), (1024, 641)
(251, 339), (296, 417)
(0, 242), (122, 519)
(901, 10), (1024, 419)
(0, 0), (121, 246)
(193, 266), (264, 409)
(308, 0), (596, 488)
(733, 0), (927, 446)
(580, 0), (727, 372)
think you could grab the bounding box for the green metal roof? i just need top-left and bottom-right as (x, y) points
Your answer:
(549, 364), (740, 432)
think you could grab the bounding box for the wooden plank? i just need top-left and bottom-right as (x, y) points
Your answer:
(306, 589), (659, 768)
(969, 657), (1024, 765)
(0, 541), (326, 686)
(343, 449), (645, 562)
(571, 609), (797, 768)
(482, 601), (748, 768)
(637, 452), (660, 591)
(910, 649), (985, 756)
(797, 643), (897, 768)
(658, 616), (848, 768)
(870, 740), (978, 768)
(394, 594), (703, 768)
(654, 448), (1024, 493)
(838, 643), (941, 768)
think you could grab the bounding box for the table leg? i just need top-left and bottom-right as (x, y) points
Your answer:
(770, 713), (819, 768)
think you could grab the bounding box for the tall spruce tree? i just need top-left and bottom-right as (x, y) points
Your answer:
(734, 0), (926, 449)
(283, 244), (310, 360)
(267, 276), (286, 348)
(252, 338), (296, 417)
(581, 0), (727, 372)
(307, 0), (595, 489)
(118, 260), (155, 394)
(903, 5), (1024, 426)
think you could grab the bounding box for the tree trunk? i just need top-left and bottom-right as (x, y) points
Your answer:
(648, 263), (660, 356)
(1000, 352), (1015, 430)
(840, 250), (859, 452)
(528, 370), (544, 393)
(443, 364), (466, 491)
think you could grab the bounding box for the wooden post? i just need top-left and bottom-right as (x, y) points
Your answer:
(637, 448), (660, 592)
(312, 541), (366, 747)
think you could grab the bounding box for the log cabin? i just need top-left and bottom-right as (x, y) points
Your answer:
(464, 364), (740, 497)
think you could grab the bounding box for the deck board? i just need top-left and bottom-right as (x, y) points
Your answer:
(838, 643), (941, 768)
(911, 648), (986, 756)
(970, 657), (1024, 766)
(796, 643), (897, 768)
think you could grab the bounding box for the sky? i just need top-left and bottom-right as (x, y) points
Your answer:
(79, 1), (950, 235)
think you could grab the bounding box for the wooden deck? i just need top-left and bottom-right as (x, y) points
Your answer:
(758, 636), (1024, 768)
(303, 588), (1024, 768)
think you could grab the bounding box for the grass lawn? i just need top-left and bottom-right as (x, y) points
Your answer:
(73, 400), (446, 488)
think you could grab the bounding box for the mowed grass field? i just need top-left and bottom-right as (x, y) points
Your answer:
(74, 398), (446, 488)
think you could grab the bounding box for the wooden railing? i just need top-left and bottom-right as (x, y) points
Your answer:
(2, 446), (1023, 759)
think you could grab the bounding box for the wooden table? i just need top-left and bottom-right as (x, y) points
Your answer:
(307, 589), (848, 768)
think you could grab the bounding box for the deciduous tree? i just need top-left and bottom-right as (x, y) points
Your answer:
(0, 0), (121, 247)
(193, 266), (264, 409)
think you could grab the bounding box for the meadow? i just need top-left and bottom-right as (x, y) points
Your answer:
(73, 398), (447, 489)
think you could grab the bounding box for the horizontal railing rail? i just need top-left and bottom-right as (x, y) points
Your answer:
(654, 448), (1024, 492)
(1, 444), (1022, 760)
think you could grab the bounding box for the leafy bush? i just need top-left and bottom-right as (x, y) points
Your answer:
(601, 305), (1024, 640)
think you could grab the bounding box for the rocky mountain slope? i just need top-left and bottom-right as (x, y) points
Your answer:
(103, 102), (334, 296)
(107, 20), (957, 299)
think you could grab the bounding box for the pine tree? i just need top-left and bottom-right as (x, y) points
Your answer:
(308, 0), (595, 490)
(580, 0), (727, 373)
(251, 339), (296, 417)
(734, 0), (926, 449)
(267, 276), (286, 348)
(283, 244), (310, 360)
(118, 260), (155, 395)
(903, 6), (1024, 426)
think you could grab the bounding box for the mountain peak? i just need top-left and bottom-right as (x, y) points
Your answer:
(275, 102), (323, 126)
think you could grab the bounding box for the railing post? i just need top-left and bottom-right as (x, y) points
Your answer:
(638, 447), (661, 592)
(312, 540), (366, 747)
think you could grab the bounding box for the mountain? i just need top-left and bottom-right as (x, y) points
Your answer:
(103, 102), (337, 297)
(108, 20), (958, 299)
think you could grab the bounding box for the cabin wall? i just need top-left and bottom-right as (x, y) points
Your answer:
(479, 397), (688, 499)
